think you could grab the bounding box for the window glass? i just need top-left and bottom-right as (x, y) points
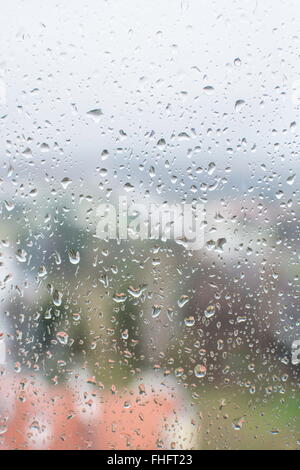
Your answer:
(0, 0), (299, 450)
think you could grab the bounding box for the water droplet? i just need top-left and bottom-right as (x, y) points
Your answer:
(286, 174), (295, 185)
(184, 316), (195, 327)
(235, 99), (245, 112)
(204, 305), (216, 319)
(124, 182), (134, 192)
(178, 295), (190, 308)
(175, 367), (184, 377)
(157, 138), (166, 148)
(113, 292), (127, 303)
(68, 249), (80, 265)
(194, 364), (207, 378)
(128, 285), (147, 298)
(53, 290), (63, 307)
(203, 85), (214, 95)
(56, 331), (69, 345)
(61, 177), (72, 189)
(87, 108), (103, 122)
(16, 249), (27, 263)
(152, 305), (162, 319)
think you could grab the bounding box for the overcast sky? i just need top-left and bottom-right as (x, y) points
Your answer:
(0, 0), (299, 189)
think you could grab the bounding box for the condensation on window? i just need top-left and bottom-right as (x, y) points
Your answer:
(0, 0), (299, 450)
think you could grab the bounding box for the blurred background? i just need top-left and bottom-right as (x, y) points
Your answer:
(0, 0), (299, 450)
